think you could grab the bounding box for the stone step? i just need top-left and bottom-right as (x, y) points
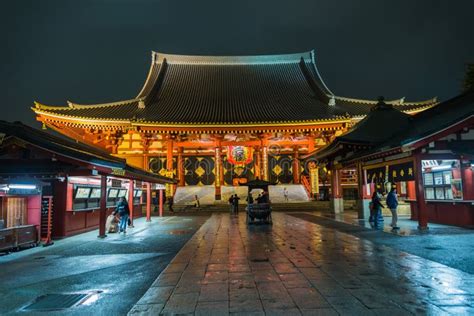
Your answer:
(173, 201), (330, 212)
(173, 184), (310, 205)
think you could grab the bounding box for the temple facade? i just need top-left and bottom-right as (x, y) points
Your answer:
(32, 51), (436, 200)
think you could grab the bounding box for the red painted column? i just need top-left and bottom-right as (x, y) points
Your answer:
(146, 182), (151, 222)
(414, 152), (428, 229)
(98, 175), (107, 238)
(128, 180), (134, 226)
(159, 189), (163, 217)
(461, 165), (474, 200)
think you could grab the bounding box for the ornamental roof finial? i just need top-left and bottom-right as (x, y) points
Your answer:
(138, 99), (145, 109)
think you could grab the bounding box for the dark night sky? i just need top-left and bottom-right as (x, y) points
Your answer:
(1, 0), (473, 128)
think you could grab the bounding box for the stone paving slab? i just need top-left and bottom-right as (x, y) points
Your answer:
(128, 213), (474, 315)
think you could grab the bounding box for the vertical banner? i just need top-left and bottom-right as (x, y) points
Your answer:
(215, 147), (221, 187)
(310, 167), (319, 194)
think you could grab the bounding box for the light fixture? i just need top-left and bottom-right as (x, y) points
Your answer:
(430, 165), (452, 171)
(8, 184), (37, 190)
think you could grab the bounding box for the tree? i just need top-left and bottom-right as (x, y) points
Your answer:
(463, 63), (474, 92)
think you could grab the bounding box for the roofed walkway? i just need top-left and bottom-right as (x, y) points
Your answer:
(129, 213), (474, 315)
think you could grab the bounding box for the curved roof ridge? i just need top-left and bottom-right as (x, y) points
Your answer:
(399, 97), (438, 106)
(308, 50), (335, 96)
(136, 51), (160, 99)
(33, 101), (69, 110)
(334, 95), (438, 106)
(333, 96), (404, 104)
(151, 51), (314, 65)
(66, 98), (138, 109)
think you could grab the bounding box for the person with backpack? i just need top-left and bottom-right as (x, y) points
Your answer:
(114, 197), (130, 234)
(371, 190), (384, 228)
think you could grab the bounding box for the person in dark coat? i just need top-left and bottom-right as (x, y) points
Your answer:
(386, 187), (399, 229)
(114, 197), (130, 233)
(233, 194), (240, 214)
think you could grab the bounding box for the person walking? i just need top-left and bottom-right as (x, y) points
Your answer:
(194, 195), (200, 209)
(386, 187), (399, 229)
(228, 195), (235, 213)
(371, 190), (384, 228)
(283, 187), (289, 202)
(115, 197), (130, 234)
(233, 194), (240, 214)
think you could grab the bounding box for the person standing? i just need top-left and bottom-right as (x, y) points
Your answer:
(194, 195), (200, 209)
(228, 195), (235, 213)
(115, 197), (130, 234)
(283, 187), (289, 202)
(233, 194), (240, 214)
(386, 187), (399, 229)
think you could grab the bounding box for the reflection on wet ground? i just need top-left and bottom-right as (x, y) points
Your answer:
(130, 213), (474, 315)
(0, 216), (208, 315)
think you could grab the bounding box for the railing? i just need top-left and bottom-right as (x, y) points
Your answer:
(300, 175), (312, 199)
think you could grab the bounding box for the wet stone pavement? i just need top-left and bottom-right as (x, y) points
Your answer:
(130, 213), (474, 315)
(0, 216), (209, 315)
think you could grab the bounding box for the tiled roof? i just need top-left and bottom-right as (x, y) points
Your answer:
(33, 51), (437, 125)
(319, 91), (474, 164)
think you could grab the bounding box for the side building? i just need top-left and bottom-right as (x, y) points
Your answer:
(0, 121), (174, 241)
(304, 92), (474, 227)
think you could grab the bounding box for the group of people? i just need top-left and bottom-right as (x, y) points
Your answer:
(228, 194), (241, 214)
(370, 187), (399, 229)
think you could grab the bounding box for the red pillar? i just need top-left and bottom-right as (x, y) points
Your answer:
(159, 189), (163, 217)
(414, 153), (428, 229)
(128, 180), (134, 226)
(98, 175), (107, 238)
(146, 182), (151, 222)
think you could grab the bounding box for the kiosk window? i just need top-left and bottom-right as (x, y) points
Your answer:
(422, 159), (463, 200)
(75, 187), (91, 199)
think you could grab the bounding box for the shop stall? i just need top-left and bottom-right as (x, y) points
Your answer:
(0, 121), (174, 241)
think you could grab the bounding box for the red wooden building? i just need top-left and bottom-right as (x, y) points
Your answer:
(0, 121), (174, 241)
(31, 51), (435, 201)
(305, 92), (474, 227)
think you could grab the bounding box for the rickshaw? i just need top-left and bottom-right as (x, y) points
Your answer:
(240, 178), (275, 225)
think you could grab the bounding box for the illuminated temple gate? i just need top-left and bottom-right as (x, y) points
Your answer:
(32, 51), (436, 200)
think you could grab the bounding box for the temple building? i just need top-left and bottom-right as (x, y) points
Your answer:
(32, 51), (436, 200)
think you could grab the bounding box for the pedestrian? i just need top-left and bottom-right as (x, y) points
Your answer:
(371, 190), (384, 228)
(228, 195), (234, 213)
(386, 187), (399, 229)
(283, 187), (289, 202)
(194, 195), (200, 209)
(168, 196), (174, 213)
(233, 194), (240, 214)
(114, 197), (130, 234)
(246, 194), (254, 205)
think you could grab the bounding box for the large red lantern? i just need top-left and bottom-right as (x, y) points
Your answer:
(227, 146), (253, 165)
